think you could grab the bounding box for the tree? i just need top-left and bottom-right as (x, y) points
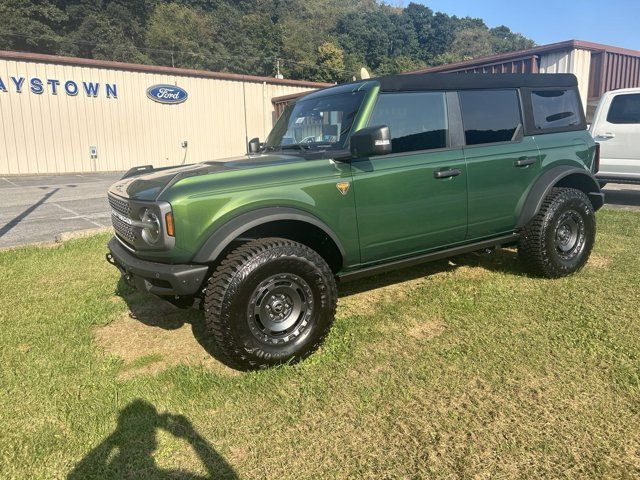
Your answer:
(0, 0), (536, 80)
(0, 0), (66, 53)
(490, 25), (536, 53)
(146, 3), (227, 70)
(375, 55), (426, 75)
(313, 41), (345, 83)
(450, 27), (493, 62)
(425, 12), (458, 61)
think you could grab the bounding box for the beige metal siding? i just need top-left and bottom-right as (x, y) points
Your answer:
(539, 48), (591, 106)
(0, 58), (315, 175)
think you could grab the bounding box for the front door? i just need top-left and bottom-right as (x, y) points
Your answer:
(352, 91), (468, 264)
(593, 92), (640, 179)
(458, 89), (541, 239)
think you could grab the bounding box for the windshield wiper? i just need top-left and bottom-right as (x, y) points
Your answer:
(281, 144), (312, 151)
(264, 144), (312, 152)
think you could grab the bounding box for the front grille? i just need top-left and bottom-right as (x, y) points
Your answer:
(111, 215), (136, 244)
(108, 195), (136, 244)
(108, 194), (131, 217)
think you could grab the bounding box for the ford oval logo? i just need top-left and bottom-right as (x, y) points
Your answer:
(146, 84), (188, 104)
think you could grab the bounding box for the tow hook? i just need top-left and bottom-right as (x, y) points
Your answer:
(106, 252), (128, 279)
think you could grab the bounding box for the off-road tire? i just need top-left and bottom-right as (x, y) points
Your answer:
(203, 238), (337, 370)
(518, 187), (595, 278)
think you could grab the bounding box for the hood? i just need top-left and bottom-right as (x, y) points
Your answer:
(108, 153), (304, 201)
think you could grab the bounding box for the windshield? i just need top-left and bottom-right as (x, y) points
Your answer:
(265, 91), (365, 151)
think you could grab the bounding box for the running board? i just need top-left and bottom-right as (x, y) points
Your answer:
(337, 234), (520, 282)
(598, 176), (640, 185)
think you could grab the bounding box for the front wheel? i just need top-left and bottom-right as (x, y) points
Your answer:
(203, 238), (337, 370)
(518, 187), (596, 278)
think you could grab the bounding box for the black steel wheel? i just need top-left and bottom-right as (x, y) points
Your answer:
(553, 209), (586, 261)
(247, 273), (314, 345)
(204, 238), (337, 370)
(519, 187), (596, 278)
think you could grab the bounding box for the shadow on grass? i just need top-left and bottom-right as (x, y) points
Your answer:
(338, 248), (521, 296)
(602, 186), (640, 208)
(115, 277), (221, 362)
(67, 399), (237, 479)
(114, 248), (522, 362)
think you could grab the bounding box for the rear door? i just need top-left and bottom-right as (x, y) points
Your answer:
(351, 91), (468, 264)
(460, 89), (541, 239)
(592, 92), (640, 179)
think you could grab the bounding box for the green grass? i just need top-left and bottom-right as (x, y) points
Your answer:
(1, 209), (639, 479)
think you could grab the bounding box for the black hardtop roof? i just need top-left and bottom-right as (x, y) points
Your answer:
(376, 72), (578, 92)
(300, 73), (578, 102)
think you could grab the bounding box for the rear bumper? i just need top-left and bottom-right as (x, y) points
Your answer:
(106, 237), (208, 296)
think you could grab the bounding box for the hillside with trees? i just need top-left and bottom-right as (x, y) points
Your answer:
(0, 0), (535, 82)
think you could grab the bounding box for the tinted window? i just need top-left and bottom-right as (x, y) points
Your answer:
(607, 93), (640, 124)
(459, 90), (521, 145)
(531, 89), (581, 130)
(367, 92), (448, 153)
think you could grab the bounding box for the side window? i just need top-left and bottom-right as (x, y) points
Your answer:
(367, 92), (448, 154)
(459, 90), (521, 145)
(607, 93), (640, 124)
(531, 89), (581, 130)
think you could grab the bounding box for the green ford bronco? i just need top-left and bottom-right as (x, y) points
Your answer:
(107, 73), (603, 370)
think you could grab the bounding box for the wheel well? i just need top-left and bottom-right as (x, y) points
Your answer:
(554, 173), (603, 210)
(225, 220), (344, 273)
(555, 173), (595, 194)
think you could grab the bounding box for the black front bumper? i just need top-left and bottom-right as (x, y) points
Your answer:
(106, 237), (209, 296)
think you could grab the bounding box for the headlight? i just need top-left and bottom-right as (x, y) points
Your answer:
(139, 208), (161, 245)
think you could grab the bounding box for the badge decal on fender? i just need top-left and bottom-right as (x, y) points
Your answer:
(336, 182), (350, 195)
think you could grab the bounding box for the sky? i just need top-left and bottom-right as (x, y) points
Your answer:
(414, 0), (640, 51)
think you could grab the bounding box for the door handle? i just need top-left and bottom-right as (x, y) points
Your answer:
(596, 132), (615, 139)
(434, 168), (462, 179)
(514, 156), (537, 167)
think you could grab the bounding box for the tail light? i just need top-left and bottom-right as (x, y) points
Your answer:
(593, 143), (600, 174)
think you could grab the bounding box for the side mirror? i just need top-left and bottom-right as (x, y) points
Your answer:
(248, 137), (261, 154)
(350, 125), (392, 158)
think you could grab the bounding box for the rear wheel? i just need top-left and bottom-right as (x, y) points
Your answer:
(203, 238), (337, 370)
(518, 187), (596, 278)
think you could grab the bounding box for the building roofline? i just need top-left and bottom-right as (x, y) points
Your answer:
(410, 39), (640, 74)
(272, 91), (319, 104)
(0, 50), (331, 88)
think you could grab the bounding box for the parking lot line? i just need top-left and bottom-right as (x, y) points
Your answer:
(2, 177), (18, 187)
(52, 202), (105, 228)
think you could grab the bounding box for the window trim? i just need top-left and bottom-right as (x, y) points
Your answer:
(458, 88), (525, 148)
(606, 93), (640, 125)
(365, 90), (453, 156)
(521, 86), (587, 135)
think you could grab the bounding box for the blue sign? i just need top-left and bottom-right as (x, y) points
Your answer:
(146, 84), (188, 104)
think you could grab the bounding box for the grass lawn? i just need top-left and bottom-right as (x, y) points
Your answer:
(1, 208), (639, 479)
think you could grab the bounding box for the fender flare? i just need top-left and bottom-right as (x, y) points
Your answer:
(192, 207), (347, 264)
(517, 166), (604, 228)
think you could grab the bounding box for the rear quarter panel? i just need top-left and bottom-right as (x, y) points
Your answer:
(518, 130), (596, 216)
(533, 130), (596, 172)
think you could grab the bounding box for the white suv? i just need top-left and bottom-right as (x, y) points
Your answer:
(590, 88), (640, 185)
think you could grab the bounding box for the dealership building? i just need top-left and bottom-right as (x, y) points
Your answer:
(1, 39), (640, 176)
(0, 50), (328, 175)
(409, 39), (640, 119)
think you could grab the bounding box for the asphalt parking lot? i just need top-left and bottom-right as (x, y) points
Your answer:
(0, 173), (639, 249)
(0, 172), (122, 249)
